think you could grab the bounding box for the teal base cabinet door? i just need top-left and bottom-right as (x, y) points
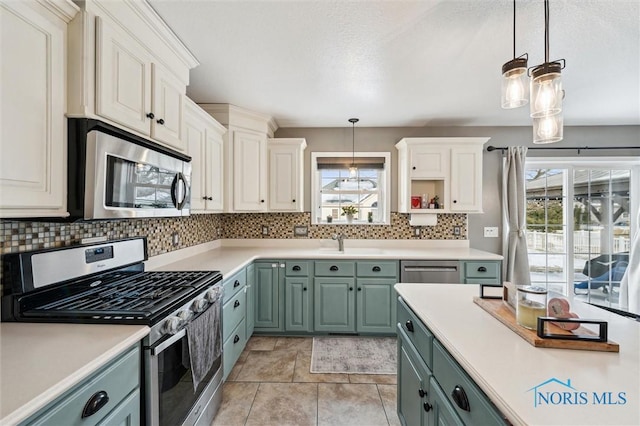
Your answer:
(246, 263), (255, 337)
(254, 261), (283, 331)
(430, 377), (464, 426)
(397, 327), (432, 426)
(356, 278), (396, 334)
(284, 276), (312, 332)
(314, 277), (355, 332)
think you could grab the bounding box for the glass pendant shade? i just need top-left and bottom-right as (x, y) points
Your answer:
(533, 113), (563, 144)
(530, 63), (563, 118)
(501, 58), (529, 109)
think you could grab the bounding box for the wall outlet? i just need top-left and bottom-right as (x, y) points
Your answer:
(484, 227), (499, 238)
(262, 225), (269, 236)
(413, 227), (421, 237)
(171, 231), (180, 246)
(453, 226), (461, 236)
(294, 225), (308, 237)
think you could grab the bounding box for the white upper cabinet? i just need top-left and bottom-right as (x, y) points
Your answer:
(183, 98), (226, 213)
(0, 0), (79, 218)
(396, 137), (489, 214)
(268, 139), (307, 212)
(233, 131), (268, 211)
(201, 104), (278, 213)
(69, 0), (197, 151)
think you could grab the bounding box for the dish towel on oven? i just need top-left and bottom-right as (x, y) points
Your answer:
(186, 295), (222, 392)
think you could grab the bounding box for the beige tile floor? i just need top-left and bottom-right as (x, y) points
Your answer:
(212, 336), (401, 426)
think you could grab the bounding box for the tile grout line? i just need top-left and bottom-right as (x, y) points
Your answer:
(242, 381), (261, 426)
(375, 384), (392, 426)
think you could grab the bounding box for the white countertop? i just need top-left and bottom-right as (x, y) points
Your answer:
(395, 284), (640, 426)
(146, 239), (503, 276)
(0, 323), (149, 425)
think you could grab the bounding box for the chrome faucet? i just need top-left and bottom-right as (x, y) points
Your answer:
(332, 233), (346, 252)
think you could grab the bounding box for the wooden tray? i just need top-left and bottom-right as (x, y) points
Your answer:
(473, 297), (619, 352)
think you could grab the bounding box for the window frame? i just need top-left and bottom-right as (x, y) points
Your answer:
(523, 156), (640, 299)
(311, 151), (391, 225)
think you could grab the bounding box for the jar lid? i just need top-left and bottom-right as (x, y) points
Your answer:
(517, 285), (548, 294)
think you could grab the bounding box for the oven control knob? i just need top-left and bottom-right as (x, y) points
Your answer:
(163, 316), (183, 335)
(177, 309), (192, 322)
(191, 298), (208, 313)
(205, 288), (220, 303)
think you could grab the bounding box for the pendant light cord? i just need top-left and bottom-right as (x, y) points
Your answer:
(512, 0), (516, 59)
(351, 120), (355, 166)
(544, 0), (550, 63)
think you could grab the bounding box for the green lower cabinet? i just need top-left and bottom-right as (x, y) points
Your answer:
(430, 377), (464, 426)
(397, 326), (431, 426)
(314, 277), (356, 332)
(246, 263), (255, 337)
(356, 278), (396, 333)
(254, 262), (282, 330)
(284, 276), (312, 332)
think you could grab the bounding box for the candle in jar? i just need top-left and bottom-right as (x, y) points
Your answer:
(517, 300), (547, 330)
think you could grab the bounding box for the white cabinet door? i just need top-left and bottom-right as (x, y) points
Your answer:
(233, 131), (267, 211)
(0, 1), (74, 218)
(206, 131), (224, 212)
(409, 146), (449, 179)
(450, 145), (483, 212)
(184, 111), (207, 212)
(96, 17), (152, 136)
(151, 63), (185, 151)
(268, 139), (305, 212)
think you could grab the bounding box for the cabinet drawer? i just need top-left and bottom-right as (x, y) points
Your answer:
(314, 261), (355, 277)
(285, 261), (310, 276)
(223, 268), (247, 303)
(433, 341), (504, 425)
(397, 297), (433, 369)
(223, 289), (246, 341)
(27, 345), (140, 426)
(465, 278), (501, 285)
(464, 261), (499, 279)
(357, 261), (398, 278)
(223, 319), (246, 380)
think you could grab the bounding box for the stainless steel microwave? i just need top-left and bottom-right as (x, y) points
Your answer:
(68, 118), (191, 220)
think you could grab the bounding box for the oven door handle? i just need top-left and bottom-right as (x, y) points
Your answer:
(150, 329), (186, 356)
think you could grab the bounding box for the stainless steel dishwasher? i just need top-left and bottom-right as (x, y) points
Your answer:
(400, 260), (461, 283)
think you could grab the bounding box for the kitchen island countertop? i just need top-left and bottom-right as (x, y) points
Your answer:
(0, 323), (149, 425)
(395, 283), (640, 426)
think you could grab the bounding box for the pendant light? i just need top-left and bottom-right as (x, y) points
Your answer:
(530, 0), (565, 144)
(348, 118), (359, 178)
(501, 0), (528, 109)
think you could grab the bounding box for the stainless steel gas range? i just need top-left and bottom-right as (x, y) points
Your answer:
(1, 238), (223, 426)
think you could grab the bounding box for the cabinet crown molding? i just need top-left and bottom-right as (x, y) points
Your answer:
(200, 103), (278, 137)
(396, 137), (490, 149)
(36, 0), (80, 22)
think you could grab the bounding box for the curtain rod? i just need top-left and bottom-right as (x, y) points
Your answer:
(486, 145), (640, 154)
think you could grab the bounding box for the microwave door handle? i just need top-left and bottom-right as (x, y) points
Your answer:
(171, 172), (187, 210)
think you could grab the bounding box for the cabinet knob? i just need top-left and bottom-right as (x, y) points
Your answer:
(146, 112), (155, 119)
(412, 166), (416, 170)
(405, 320), (414, 332)
(233, 335), (240, 344)
(202, 196), (208, 200)
(478, 266), (487, 272)
(329, 265), (339, 271)
(234, 300), (240, 308)
(349, 287), (354, 291)
(453, 200), (457, 203)
(207, 197), (213, 200)
(157, 118), (165, 125)
(261, 200), (265, 203)
(81, 390), (110, 418)
(357, 287), (361, 291)
(451, 385), (471, 411)
(234, 280), (240, 288)
(372, 266), (381, 272)
(423, 402), (432, 412)
(418, 388), (426, 398)
(292, 199), (296, 202)
(303, 287), (307, 291)
(292, 265), (301, 271)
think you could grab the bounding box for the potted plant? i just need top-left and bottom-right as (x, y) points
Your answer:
(341, 205), (358, 223)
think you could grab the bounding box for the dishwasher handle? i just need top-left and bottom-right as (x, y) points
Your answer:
(403, 265), (459, 273)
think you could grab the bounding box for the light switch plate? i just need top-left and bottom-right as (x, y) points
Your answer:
(484, 227), (499, 238)
(294, 226), (308, 237)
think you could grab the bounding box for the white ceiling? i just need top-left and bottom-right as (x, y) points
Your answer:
(149, 0), (640, 128)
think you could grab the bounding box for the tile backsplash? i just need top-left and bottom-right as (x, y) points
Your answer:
(0, 212), (465, 258)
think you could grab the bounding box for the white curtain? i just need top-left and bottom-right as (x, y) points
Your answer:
(619, 208), (640, 314)
(502, 146), (531, 285)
